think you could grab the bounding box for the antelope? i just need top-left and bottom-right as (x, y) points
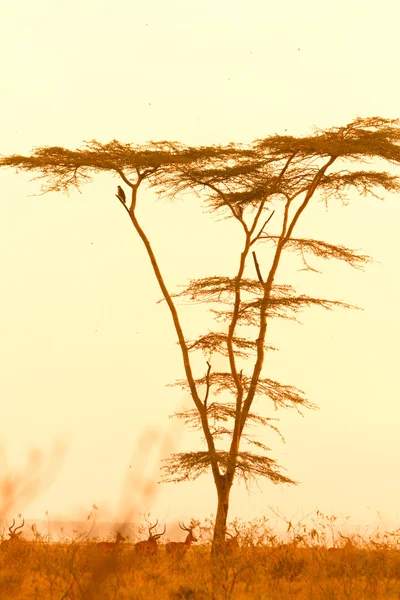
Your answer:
(225, 525), (240, 553)
(134, 520), (166, 555)
(97, 531), (126, 551)
(2, 518), (25, 545)
(165, 522), (197, 557)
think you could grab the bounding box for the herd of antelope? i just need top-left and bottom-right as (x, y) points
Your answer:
(1, 517), (241, 556)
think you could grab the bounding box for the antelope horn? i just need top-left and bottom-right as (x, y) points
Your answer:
(152, 524), (166, 539)
(14, 519), (24, 533)
(148, 520), (159, 534)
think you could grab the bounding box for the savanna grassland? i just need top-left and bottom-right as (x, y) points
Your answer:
(1, 514), (399, 600)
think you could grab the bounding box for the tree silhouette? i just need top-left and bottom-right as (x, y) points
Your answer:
(1, 116), (399, 554)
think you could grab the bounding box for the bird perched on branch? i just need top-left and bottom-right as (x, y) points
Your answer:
(116, 185), (126, 204)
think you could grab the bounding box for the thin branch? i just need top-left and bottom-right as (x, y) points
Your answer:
(191, 177), (249, 232)
(204, 361), (212, 410)
(252, 251), (264, 284)
(250, 209), (275, 246)
(299, 244), (321, 274)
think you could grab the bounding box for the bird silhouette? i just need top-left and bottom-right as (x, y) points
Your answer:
(117, 186), (126, 203)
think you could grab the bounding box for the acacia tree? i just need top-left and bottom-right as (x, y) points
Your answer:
(1, 117), (400, 553)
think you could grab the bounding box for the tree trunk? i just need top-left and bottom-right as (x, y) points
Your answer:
(211, 476), (232, 557)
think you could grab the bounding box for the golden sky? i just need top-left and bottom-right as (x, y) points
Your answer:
(0, 0), (399, 531)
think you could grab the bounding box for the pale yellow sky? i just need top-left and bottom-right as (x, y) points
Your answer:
(0, 0), (399, 532)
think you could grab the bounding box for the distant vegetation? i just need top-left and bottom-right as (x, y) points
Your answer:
(1, 511), (399, 599)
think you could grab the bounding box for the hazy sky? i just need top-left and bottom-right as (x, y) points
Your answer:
(1, 0), (399, 534)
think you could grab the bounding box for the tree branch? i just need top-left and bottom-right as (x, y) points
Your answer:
(204, 361), (212, 410)
(250, 209), (275, 246)
(252, 251), (264, 284)
(240, 156), (338, 431)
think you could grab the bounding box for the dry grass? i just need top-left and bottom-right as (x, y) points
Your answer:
(0, 514), (399, 599)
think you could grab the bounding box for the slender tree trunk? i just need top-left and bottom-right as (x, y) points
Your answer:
(211, 475), (233, 556)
